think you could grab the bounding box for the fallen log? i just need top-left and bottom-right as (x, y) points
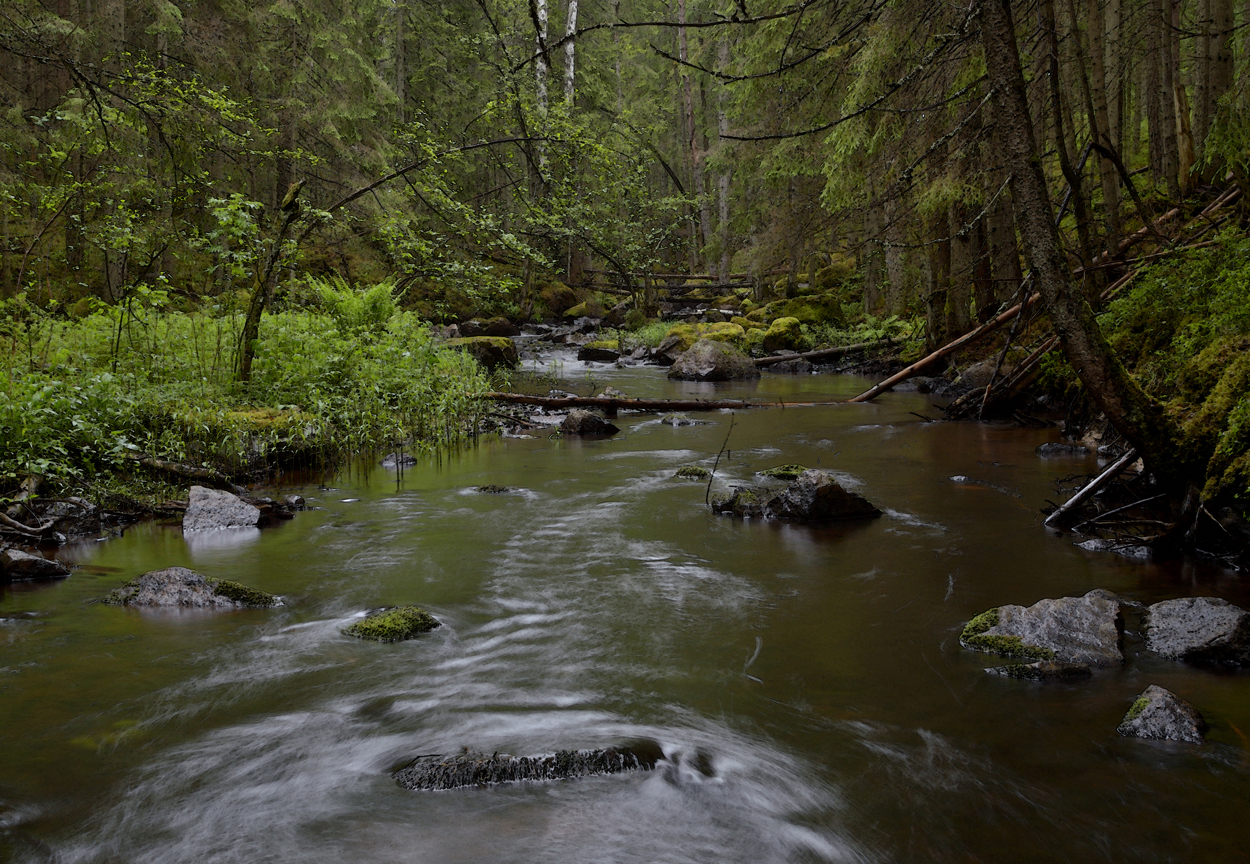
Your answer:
(1044, 449), (1138, 527)
(483, 393), (846, 411)
(0, 511), (57, 538)
(847, 293), (1041, 403)
(124, 453), (243, 492)
(754, 339), (894, 367)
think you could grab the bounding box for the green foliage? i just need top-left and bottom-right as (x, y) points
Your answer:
(312, 274), (399, 335)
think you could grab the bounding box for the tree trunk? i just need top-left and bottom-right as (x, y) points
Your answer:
(716, 39), (731, 282)
(980, 0), (1191, 494)
(563, 0), (578, 103)
(1087, 0), (1122, 238)
(947, 203), (975, 335)
(925, 211), (951, 351)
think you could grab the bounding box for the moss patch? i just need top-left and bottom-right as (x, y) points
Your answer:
(758, 464), (807, 480)
(675, 465), (711, 480)
(343, 605), (441, 642)
(959, 607), (1056, 660)
(211, 579), (280, 608)
(1125, 695), (1150, 721)
(583, 339), (620, 350)
(477, 484), (511, 493)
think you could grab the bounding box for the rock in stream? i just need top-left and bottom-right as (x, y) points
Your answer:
(1116, 685), (1207, 744)
(960, 589), (1123, 666)
(394, 742), (663, 791)
(1143, 596), (1250, 665)
(183, 485), (261, 531)
(105, 566), (281, 608)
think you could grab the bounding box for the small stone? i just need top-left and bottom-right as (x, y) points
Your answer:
(1036, 442), (1089, 457)
(0, 546), (71, 580)
(1076, 538), (1152, 560)
(596, 386), (628, 399)
(660, 413), (701, 426)
(1143, 596), (1250, 665)
(559, 409), (619, 437)
(1117, 685), (1207, 744)
(960, 589), (1124, 666)
(985, 660), (1092, 680)
(183, 486), (261, 532)
(281, 494), (306, 511)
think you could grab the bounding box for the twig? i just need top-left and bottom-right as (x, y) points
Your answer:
(706, 413), (736, 507)
(1072, 493), (1167, 531)
(1044, 449), (1138, 527)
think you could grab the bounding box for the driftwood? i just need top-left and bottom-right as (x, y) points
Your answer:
(124, 453), (242, 492)
(0, 511), (57, 538)
(754, 338), (894, 367)
(484, 393), (845, 412)
(1044, 449), (1139, 527)
(5, 475), (42, 518)
(847, 293), (1041, 403)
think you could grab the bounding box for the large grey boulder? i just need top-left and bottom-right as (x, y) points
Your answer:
(559, 409), (619, 437)
(183, 485), (261, 531)
(105, 566), (280, 608)
(1117, 685), (1207, 744)
(960, 589), (1124, 665)
(763, 469), (881, 522)
(1143, 596), (1250, 664)
(0, 546), (71, 580)
(667, 339), (759, 381)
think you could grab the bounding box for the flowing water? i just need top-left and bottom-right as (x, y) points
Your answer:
(3, 355), (1249, 863)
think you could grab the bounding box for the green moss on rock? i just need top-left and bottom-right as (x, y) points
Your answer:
(1125, 695), (1150, 721)
(675, 465), (711, 480)
(761, 317), (804, 353)
(342, 605), (441, 643)
(959, 607), (1056, 660)
(212, 579), (281, 608)
(758, 464), (807, 480)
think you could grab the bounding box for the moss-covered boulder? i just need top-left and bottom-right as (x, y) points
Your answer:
(105, 567), (281, 609)
(577, 339), (621, 362)
(758, 464), (807, 480)
(711, 487), (763, 518)
(537, 282), (579, 316)
(563, 299), (607, 319)
(731, 316), (766, 331)
(749, 292), (846, 327)
(444, 336), (519, 370)
(763, 469), (881, 522)
(761, 317), (804, 353)
(675, 465), (711, 480)
(342, 605), (440, 642)
(1116, 685), (1207, 743)
(668, 339), (759, 381)
(959, 590), (1123, 665)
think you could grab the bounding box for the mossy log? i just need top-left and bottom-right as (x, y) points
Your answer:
(394, 743), (663, 791)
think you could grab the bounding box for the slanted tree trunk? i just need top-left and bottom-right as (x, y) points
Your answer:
(980, 0), (1193, 495)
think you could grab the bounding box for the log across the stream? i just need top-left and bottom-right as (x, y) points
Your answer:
(484, 393), (848, 413)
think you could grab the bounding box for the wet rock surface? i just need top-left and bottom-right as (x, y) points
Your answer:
(394, 743), (663, 791)
(674, 465), (710, 480)
(105, 566), (280, 608)
(382, 452), (419, 468)
(1117, 685), (1207, 744)
(559, 409), (619, 437)
(1143, 596), (1250, 664)
(342, 605), (439, 642)
(1076, 538), (1152, 560)
(985, 660), (1092, 680)
(763, 469), (881, 522)
(660, 413), (702, 426)
(0, 545), (71, 580)
(960, 590), (1124, 665)
(183, 485), (261, 531)
(711, 487), (763, 518)
(1036, 442), (1090, 457)
(667, 339), (759, 381)
(443, 335), (519, 370)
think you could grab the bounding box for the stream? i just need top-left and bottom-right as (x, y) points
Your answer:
(2, 355), (1249, 863)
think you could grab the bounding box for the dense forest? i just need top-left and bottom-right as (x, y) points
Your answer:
(2, 0), (1249, 548)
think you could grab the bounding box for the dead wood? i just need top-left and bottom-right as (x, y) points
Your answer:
(123, 453), (243, 492)
(1044, 449), (1138, 527)
(483, 393), (846, 411)
(754, 339), (894, 367)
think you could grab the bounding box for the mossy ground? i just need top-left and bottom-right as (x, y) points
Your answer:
(959, 608), (1056, 660)
(342, 605), (440, 642)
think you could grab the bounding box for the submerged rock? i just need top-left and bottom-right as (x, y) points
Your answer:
(105, 566), (280, 608)
(763, 469), (881, 522)
(757, 464), (807, 481)
(1117, 685), (1207, 744)
(0, 546), (71, 581)
(667, 339), (759, 382)
(1036, 442), (1089, 457)
(559, 409), (619, 437)
(342, 605), (440, 642)
(660, 413), (702, 427)
(985, 660), (1092, 680)
(711, 487), (763, 518)
(577, 343), (621, 362)
(394, 743), (663, 791)
(381, 452), (419, 468)
(476, 484), (511, 493)
(674, 465), (711, 480)
(1076, 538), (1152, 561)
(183, 486), (261, 532)
(1142, 596), (1250, 665)
(960, 590), (1123, 665)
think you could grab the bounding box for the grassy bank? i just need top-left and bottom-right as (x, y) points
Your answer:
(1, 286), (491, 506)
